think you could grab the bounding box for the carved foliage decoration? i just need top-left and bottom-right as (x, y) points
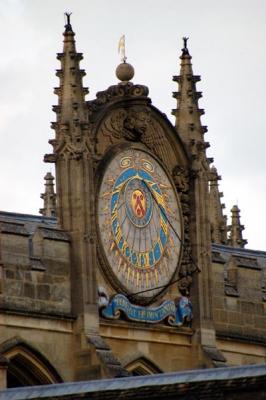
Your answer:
(46, 122), (93, 162)
(190, 138), (211, 178)
(172, 165), (193, 295)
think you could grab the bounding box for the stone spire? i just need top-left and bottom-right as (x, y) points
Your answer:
(209, 166), (227, 244)
(44, 14), (91, 225)
(39, 172), (56, 217)
(53, 13), (88, 124)
(172, 39), (221, 363)
(44, 13), (90, 166)
(172, 37), (207, 147)
(228, 205), (247, 248)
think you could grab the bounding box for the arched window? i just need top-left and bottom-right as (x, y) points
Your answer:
(0, 337), (62, 388)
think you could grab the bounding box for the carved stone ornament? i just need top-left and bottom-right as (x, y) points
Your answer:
(172, 165), (189, 193)
(172, 165), (194, 295)
(87, 82), (149, 115)
(45, 122), (93, 162)
(95, 106), (151, 143)
(96, 109), (176, 171)
(123, 107), (151, 141)
(189, 139), (210, 177)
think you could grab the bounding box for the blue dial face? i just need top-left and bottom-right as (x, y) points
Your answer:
(98, 149), (182, 299)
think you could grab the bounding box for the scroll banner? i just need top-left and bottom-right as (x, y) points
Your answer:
(101, 294), (192, 327)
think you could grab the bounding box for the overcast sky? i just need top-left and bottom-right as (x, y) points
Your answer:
(0, 0), (265, 250)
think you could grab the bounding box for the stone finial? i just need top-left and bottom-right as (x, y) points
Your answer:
(116, 62), (135, 83)
(228, 205), (247, 248)
(39, 172), (56, 218)
(209, 165), (227, 244)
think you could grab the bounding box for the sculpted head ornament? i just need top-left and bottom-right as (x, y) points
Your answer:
(123, 107), (151, 141)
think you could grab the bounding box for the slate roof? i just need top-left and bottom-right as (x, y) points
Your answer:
(0, 211), (57, 226)
(213, 243), (266, 259)
(0, 363), (266, 400)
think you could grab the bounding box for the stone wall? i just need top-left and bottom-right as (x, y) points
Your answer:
(100, 321), (194, 373)
(0, 218), (72, 317)
(212, 247), (266, 364)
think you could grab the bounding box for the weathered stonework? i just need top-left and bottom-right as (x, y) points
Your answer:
(0, 21), (265, 393)
(212, 244), (266, 366)
(0, 215), (71, 317)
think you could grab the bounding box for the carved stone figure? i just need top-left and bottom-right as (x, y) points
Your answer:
(172, 165), (189, 193)
(123, 107), (151, 141)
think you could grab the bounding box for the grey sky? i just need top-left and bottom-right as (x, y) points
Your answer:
(0, 0), (265, 250)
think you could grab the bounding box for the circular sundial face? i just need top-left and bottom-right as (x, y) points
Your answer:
(97, 148), (182, 301)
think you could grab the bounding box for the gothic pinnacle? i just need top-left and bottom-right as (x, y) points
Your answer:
(44, 13), (88, 163)
(53, 13), (88, 125)
(39, 172), (56, 218)
(209, 165), (227, 244)
(228, 205), (247, 248)
(45, 14), (90, 164)
(172, 37), (206, 148)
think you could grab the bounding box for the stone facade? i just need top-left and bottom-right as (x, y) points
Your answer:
(0, 20), (265, 391)
(1, 215), (71, 316)
(212, 245), (266, 365)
